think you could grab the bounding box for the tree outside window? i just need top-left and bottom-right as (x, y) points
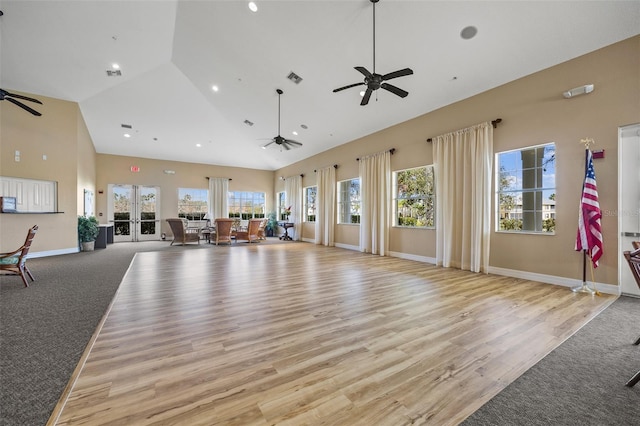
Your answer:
(278, 192), (287, 221)
(228, 191), (265, 219)
(497, 143), (556, 233)
(304, 186), (317, 222)
(178, 188), (208, 220)
(338, 179), (360, 224)
(394, 166), (435, 227)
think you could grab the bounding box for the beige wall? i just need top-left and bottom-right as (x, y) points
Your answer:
(276, 35), (640, 286)
(2, 36), (637, 286)
(95, 154), (275, 237)
(0, 94), (94, 254)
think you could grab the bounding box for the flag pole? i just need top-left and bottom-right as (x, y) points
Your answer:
(573, 139), (596, 294)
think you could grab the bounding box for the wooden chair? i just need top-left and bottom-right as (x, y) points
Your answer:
(166, 218), (200, 246)
(213, 218), (234, 245)
(623, 242), (640, 387)
(0, 225), (38, 287)
(235, 218), (262, 243)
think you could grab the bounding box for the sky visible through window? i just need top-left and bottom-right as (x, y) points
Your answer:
(498, 144), (556, 202)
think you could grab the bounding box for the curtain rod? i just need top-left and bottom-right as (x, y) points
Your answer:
(206, 177), (232, 180)
(356, 148), (395, 161)
(280, 174), (304, 180)
(314, 164), (338, 172)
(425, 119), (502, 143)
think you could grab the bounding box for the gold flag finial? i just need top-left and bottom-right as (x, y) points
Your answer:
(580, 138), (595, 149)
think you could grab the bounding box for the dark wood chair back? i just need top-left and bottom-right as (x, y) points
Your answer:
(624, 243), (640, 291)
(0, 225), (38, 287)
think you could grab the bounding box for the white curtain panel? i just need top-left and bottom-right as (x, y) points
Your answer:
(284, 175), (303, 241)
(359, 150), (391, 255)
(208, 177), (229, 220)
(315, 166), (336, 246)
(433, 122), (493, 273)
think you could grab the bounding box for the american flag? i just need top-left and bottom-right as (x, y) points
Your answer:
(575, 149), (603, 267)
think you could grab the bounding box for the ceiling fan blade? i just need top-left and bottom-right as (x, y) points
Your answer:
(355, 66), (373, 78)
(382, 68), (413, 81)
(360, 88), (373, 106)
(333, 82), (365, 93)
(262, 140), (275, 149)
(5, 97), (42, 116)
(283, 143), (291, 151)
(381, 83), (408, 98)
(284, 139), (302, 147)
(6, 91), (43, 104)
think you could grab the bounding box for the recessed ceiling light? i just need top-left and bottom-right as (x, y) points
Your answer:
(292, 131), (298, 136)
(248, 2), (258, 12)
(360, 90), (366, 97)
(460, 26), (478, 40)
(123, 133), (131, 138)
(196, 143), (202, 148)
(112, 63), (120, 69)
(212, 85), (219, 92)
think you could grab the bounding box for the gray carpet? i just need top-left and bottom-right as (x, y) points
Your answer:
(1, 241), (638, 425)
(462, 296), (640, 425)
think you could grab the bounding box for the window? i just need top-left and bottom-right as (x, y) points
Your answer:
(394, 165), (435, 228)
(228, 191), (265, 219)
(304, 186), (317, 222)
(178, 188), (208, 220)
(337, 178), (360, 224)
(497, 143), (556, 233)
(278, 191), (287, 221)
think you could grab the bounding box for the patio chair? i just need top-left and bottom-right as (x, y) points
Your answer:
(166, 218), (200, 246)
(0, 225), (38, 287)
(235, 218), (262, 243)
(214, 218), (234, 245)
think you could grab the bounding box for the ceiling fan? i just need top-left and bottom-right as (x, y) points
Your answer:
(333, 0), (413, 106)
(0, 88), (43, 116)
(262, 89), (302, 151)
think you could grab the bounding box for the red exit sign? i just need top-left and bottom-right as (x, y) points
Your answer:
(130, 166), (140, 172)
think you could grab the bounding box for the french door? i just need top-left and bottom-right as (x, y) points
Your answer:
(108, 184), (161, 242)
(618, 124), (640, 296)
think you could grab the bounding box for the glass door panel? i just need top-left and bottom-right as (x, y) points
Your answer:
(109, 184), (160, 242)
(619, 124), (640, 296)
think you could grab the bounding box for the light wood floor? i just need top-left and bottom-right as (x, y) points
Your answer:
(49, 243), (614, 425)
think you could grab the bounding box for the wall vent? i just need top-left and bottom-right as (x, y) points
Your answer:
(106, 70), (122, 77)
(287, 71), (303, 84)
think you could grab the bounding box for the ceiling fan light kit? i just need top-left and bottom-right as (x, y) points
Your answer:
(333, 0), (413, 106)
(262, 89), (303, 151)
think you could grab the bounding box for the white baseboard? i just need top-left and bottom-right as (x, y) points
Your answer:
(388, 251), (436, 265)
(487, 266), (620, 295)
(334, 243), (359, 252)
(27, 247), (79, 258)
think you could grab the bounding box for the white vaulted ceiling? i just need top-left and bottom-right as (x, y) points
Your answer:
(1, 1), (638, 170)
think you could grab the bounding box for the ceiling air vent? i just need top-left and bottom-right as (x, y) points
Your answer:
(121, 124), (132, 129)
(287, 71), (303, 84)
(243, 119), (254, 127)
(106, 70), (122, 77)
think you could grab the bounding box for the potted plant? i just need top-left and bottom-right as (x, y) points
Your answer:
(266, 211), (278, 237)
(78, 215), (99, 251)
